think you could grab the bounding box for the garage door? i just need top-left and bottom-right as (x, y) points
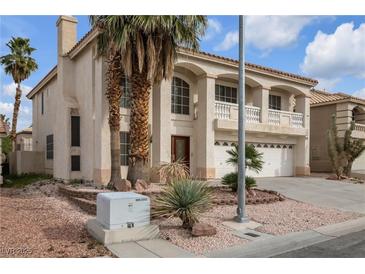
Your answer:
(214, 142), (294, 178)
(352, 151), (365, 170)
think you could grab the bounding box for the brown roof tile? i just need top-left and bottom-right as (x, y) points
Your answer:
(310, 89), (365, 105)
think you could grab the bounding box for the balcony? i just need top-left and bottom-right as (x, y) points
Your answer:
(215, 102), (260, 123)
(352, 123), (365, 139)
(268, 109), (304, 128)
(214, 101), (306, 136)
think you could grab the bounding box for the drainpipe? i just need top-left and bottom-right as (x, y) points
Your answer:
(235, 15), (249, 223)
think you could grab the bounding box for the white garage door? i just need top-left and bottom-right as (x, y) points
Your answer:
(214, 142), (294, 178)
(352, 151), (365, 170)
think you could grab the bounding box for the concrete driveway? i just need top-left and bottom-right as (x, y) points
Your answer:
(256, 176), (365, 214)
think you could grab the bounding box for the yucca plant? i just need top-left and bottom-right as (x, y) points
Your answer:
(221, 172), (257, 192)
(155, 159), (190, 184)
(152, 179), (213, 229)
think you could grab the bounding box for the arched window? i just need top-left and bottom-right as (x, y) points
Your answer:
(171, 77), (190, 115)
(120, 75), (131, 108)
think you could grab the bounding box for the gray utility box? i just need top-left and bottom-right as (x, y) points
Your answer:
(96, 192), (150, 230)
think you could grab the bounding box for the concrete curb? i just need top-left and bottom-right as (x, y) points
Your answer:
(205, 217), (365, 258)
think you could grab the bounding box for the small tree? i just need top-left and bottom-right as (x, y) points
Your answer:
(327, 115), (364, 179)
(343, 121), (365, 177)
(226, 143), (264, 173)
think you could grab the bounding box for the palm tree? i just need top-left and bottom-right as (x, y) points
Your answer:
(90, 16), (207, 185)
(226, 143), (264, 173)
(0, 37), (38, 147)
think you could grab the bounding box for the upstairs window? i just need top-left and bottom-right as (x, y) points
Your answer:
(46, 134), (53, 160)
(171, 77), (190, 115)
(71, 116), (80, 147)
(269, 94), (281, 110)
(120, 131), (130, 166)
(215, 85), (237, 104)
(41, 92), (44, 115)
(120, 75), (131, 108)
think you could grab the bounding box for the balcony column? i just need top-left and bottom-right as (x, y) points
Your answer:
(295, 95), (310, 176)
(253, 86), (269, 123)
(196, 74), (216, 179)
(151, 79), (172, 182)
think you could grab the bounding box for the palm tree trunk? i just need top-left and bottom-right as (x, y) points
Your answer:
(127, 70), (151, 184)
(106, 50), (123, 187)
(10, 83), (22, 150)
(345, 160), (353, 177)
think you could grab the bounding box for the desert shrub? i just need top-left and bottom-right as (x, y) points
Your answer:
(245, 176), (257, 190)
(222, 172), (238, 191)
(221, 172), (257, 192)
(155, 159), (189, 184)
(152, 179), (213, 229)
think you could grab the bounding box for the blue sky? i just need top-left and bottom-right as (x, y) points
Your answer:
(1, 15), (364, 130)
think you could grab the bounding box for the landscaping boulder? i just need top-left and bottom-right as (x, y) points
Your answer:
(192, 223), (217, 237)
(114, 179), (131, 192)
(134, 179), (149, 192)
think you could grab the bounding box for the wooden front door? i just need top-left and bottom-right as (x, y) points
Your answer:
(171, 136), (190, 169)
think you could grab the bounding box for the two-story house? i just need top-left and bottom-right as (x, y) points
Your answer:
(26, 16), (317, 185)
(310, 89), (365, 174)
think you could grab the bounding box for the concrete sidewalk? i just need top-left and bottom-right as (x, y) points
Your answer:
(205, 217), (365, 258)
(107, 239), (196, 258)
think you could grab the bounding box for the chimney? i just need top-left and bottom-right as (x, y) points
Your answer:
(56, 16), (78, 56)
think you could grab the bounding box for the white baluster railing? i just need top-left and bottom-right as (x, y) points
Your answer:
(268, 109), (280, 125)
(215, 102), (231, 119)
(246, 106), (261, 123)
(354, 123), (365, 132)
(291, 112), (304, 128)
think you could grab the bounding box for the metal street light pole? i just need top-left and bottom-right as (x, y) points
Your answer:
(235, 15), (249, 223)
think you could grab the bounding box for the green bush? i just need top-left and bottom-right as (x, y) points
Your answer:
(152, 179), (213, 229)
(2, 173), (52, 188)
(221, 172), (257, 192)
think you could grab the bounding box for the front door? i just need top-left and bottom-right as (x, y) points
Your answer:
(171, 136), (190, 169)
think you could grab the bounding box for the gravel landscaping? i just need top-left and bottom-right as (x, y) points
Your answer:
(0, 181), (113, 258)
(156, 200), (362, 256)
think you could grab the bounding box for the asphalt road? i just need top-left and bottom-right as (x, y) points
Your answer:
(273, 229), (365, 258)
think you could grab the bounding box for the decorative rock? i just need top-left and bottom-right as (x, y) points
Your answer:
(114, 179), (132, 192)
(134, 179), (149, 192)
(191, 223), (217, 237)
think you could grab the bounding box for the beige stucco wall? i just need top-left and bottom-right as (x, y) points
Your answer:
(9, 151), (45, 175)
(29, 16), (314, 184)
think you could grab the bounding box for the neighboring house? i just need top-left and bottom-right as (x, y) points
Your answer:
(15, 126), (33, 151)
(26, 16), (317, 185)
(0, 118), (9, 184)
(310, 89), (365, 173)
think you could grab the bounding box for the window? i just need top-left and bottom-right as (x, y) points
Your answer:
(215, 85), (238, 104)
(120, 131), (130, 166)
(41, 92), (44, 115)
(171, 77), (190, 115)
(269, 95), (281, 110)
(71, 116), (80, 147)
(71, 155), (80, 171)
(23, 138), (32, 151)
(120, 75), (131, 108)
(46, 134), (53, 159)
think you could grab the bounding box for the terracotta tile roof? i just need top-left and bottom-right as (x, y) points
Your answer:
(310, 89), (365, 106)
(179, 47), (318, 85)
(0, 118), (9, 135)
(17, 126), (32, 135)
(28, 25), (319, 99)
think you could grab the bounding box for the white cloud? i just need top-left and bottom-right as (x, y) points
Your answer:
(204, 18), (222, 41)
(352, 88), (365, 99)
(246, 16), (314, 51)
(301, 22), (365, 84)
(214, 16), (315, 52)
(2, 82), (32, 99)
(0, 102), (32, 131)
(214, 31), (238, 51)
(315, 78), (342, 91)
